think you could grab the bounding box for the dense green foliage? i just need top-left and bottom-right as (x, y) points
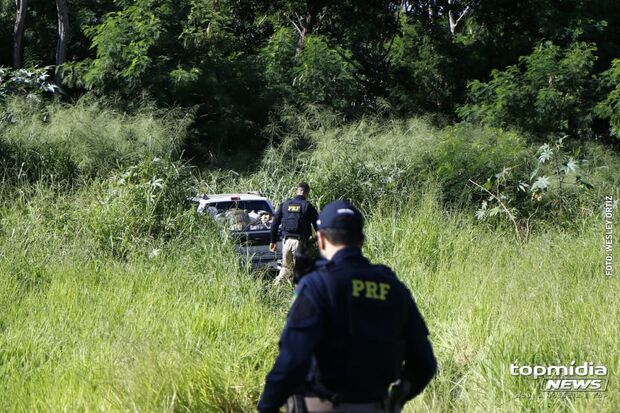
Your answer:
(196, 106), (617, 234)
(458, 42), (599, 137)
(3, 0), (620, 147)
(597, 59), (620, 138)
(0, 97), (191, 185)
(0, 67), (58, 101)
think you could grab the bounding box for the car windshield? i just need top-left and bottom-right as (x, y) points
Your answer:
(208, 200), (272, 213)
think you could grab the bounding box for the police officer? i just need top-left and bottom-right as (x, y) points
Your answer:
(270, 182), (319, 285)
(258, 200), (437, 413)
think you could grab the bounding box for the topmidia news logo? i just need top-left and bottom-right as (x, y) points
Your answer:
(510, 362), (608, 392)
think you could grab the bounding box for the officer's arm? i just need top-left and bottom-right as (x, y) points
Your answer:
(308, 204), (319, 232)
(258, 281), (324, 413)
(270, 204), (283, 243)
(401, 292), (437, 400)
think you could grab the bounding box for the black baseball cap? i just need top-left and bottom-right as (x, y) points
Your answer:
(316, 200), (364, 231)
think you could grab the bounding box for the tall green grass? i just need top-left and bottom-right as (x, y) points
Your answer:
(0, 178), (288, 412)
(1, 183), (617, 412)
(201, 113), (617, 225)
(0, 104), (618, 411)
(0, 96), (192, 186)
(367, 192), (619, 412)
(197, 117), (530, 211)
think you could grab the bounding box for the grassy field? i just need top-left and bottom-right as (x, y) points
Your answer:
(368, 194), (619, 412)
(0, 102), (618, 412)
(1, 188), (617, 412)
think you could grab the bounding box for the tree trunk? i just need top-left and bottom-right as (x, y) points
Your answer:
(447, 1), (472, 35)
(55, 0), (69, 85)
(295, 22), (308, 59)
(428, 2), (436, 21)
(292, 3), (327, 59)
(13, 0), (28, 69)
(448, 8), (457, 34)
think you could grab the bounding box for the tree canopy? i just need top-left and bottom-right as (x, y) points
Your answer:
(2, 0), (620, 150)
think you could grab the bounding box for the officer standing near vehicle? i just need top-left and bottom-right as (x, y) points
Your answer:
(258, 200), (437, 413)
(270, 182), (319, 285)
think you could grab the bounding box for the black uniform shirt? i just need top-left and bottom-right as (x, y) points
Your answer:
(258, 247), (437, 412)
(270, 195), (319, 243)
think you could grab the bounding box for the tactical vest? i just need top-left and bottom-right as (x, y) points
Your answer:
(282, 199), (309, 236)
(312, 265), (408, 402)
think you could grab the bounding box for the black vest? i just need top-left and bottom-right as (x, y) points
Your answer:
(281, 198), (310, 237)
(310, 257), (409, 402)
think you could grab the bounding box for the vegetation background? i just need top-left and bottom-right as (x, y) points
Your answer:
(1, 1), (619, 412)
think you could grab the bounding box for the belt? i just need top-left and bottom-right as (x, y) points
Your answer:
(303, 397), (384, 413)
(284, 235), (300, 239)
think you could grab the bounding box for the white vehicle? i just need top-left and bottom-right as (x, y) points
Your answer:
(187, 192), (282, 271)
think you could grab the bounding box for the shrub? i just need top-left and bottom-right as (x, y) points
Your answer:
(471, 136), (614, 239)
(78, 158), (197, 259)
(596, 58), (620, 139)
(306, 117), (528, 208)
(458, 42), (598, 138)
(0, 96), (192, 185)
(0, 66), (58, 102)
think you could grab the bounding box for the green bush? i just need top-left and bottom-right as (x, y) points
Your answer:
(468, 135), (619, 239)
(0, 96), (191, 185)
(0, 66), (58, 102)
(306, 118), (528, 208)
(596, 58), (620, 139)
(458, 42), (598, 138)
(77, 158), (197, 259)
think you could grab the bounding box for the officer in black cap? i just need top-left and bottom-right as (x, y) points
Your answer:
(270, 182), (319, 284)
(258, 200), (437, 413)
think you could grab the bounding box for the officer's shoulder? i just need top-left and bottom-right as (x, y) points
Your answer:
(372, 263), (398, 278)
(298, 268), (326, 286)
(372, 264), (412, 290)
(298, 265), (331, 292)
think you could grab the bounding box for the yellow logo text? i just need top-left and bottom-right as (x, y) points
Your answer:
(352, 279), (390, 300)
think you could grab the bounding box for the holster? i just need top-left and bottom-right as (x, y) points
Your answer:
(384, 398), (402, 413)
(292, 237), (319, 284)
(385, 379), (411, 413)
(286, 395), (308, 413)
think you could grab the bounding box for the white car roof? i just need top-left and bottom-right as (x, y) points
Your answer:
(204, 193), (269, 202)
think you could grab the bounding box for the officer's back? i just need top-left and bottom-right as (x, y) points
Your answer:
(258, 200), (437, 413)
(270, 183), (319, 284)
